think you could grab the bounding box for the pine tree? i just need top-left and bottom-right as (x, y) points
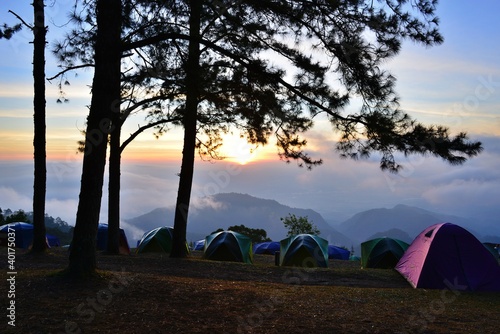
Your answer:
(67, 0), (122, 277)
(128, 0), (481, 257)
(1, 2), (48, 253)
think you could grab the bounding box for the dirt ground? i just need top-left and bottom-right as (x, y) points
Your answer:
(1, 248), (499, 334)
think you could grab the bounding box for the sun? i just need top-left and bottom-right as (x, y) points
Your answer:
(220, 134), (258, 165)
(232, 148), (255, 165)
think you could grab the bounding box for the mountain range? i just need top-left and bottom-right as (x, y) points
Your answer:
(125, 192), (352, 247)
(124, 192), (500, 252)
(336, 204), (500, 243)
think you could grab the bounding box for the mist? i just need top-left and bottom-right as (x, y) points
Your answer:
(1, 135), (498, 236)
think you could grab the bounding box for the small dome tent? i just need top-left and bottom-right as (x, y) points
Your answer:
(138, 226), (169, 253)
(253, 241), (280, 255)
(279, 234), (329, 268)
(0, 222), (58, 249)
(203, 231), (253, 264)
(328, 245), (350, 260)
(137, 226), (190, 254)
(193, 239), (205, 251)
(96, 223), (130, 255)
(46, 234), (60, 247)
(0, 222), (35, 249)
(361, 237), (409, 269)
(396, 223), (500, 291)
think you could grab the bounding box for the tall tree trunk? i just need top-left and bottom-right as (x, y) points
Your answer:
(107, 119), (122, 254)
(31, 0), (47, 253)
(170, 0), (201, 258)
(67, 0), (122, 277)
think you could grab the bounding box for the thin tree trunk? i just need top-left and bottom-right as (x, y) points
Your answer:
(107, 119), (122, 254)
(31, 0), (47, 253)
(67, 0), (121, 277)
(170, 0), (201, 258)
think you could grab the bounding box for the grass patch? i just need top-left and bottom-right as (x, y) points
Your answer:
(1, 248), (498, 333)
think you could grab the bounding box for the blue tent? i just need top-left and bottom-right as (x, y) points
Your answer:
(193, 239), (205, 251)
(96, 224), (130, 255)
(253, 241), (280, 255)
(328, 245), (350, 260)
(204, 231), (253, 263)
(0, 222), (60, 248)
(46, 234), (60, 247)
(279, 234), (329, 268)
(0, 222), (34, 249)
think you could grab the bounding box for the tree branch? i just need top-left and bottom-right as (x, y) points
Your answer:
(8, 10), (33, 30)
(120, 95), (175, 121)
(122, 32), (186, 52)
(125, 30), (352, 124)
(196, 36), (352, 123)
(47, 64), (94, 81)
(120, 117), (182, 153)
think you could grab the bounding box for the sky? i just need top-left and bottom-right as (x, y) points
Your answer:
(0, 1), (499, 242)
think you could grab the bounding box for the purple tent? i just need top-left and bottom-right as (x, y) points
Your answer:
(396, 223), (500, 291)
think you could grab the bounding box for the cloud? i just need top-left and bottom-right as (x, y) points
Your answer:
(119, 164), (180, 219)
(0, 187), (32, 213)
(191, 196), (227, 211)
(2, 135), (499, 233)
(120, 219), (146, 245)
(44, 198), (79, 226)
(422, 179), (500, 219)
(0, 186), (78, 225)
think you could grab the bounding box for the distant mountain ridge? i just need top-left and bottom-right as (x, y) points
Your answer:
(125, 192), (353, 246)
(124, 194), (500, 250)
(337, 204), (499, 244)
(366, 228), (413, 244)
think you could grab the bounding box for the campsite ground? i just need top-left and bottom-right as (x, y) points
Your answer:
(1, 248), (499, 334)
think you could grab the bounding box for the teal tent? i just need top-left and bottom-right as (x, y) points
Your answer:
(279, 234), (329, 268)
(361, 237), (409, 269)
(136, 226), (189, 254)
(204, 231), (253, 264)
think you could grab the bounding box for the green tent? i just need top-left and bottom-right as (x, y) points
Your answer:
(361, 237), (409, 269)
(279, 234), (329, 268)
(349, 255), (361, 262)
(203, 231), (253, 264)
(136, 226), (189, 254)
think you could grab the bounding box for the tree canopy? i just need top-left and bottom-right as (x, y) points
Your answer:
(281, 213), (321, 237)
(2, 209), (29, 224)
(213, 225), (271, 243)
(55, 0), (482, 171)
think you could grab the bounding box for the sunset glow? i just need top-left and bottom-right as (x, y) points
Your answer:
(219, 133), (267, 165)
